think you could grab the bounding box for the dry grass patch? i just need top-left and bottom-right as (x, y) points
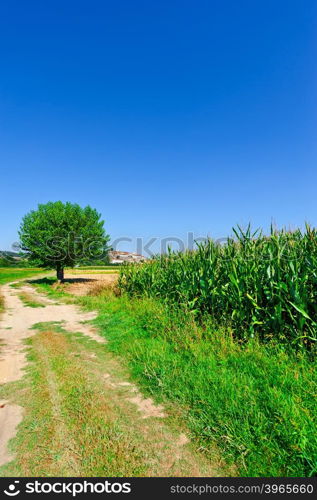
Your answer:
(87, 281), (117, 296)
(18, 292), (45, 308)
(64, 276), (118, 297)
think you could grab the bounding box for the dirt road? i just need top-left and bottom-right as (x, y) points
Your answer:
(0, 280), (223, 476)
(0, 281), (103, 466)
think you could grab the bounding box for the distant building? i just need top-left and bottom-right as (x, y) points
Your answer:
(108, 250), (146, 264)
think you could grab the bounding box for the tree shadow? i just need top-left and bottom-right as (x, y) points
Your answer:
(27, 277), (56, 285)
(28, 277), (97, 285)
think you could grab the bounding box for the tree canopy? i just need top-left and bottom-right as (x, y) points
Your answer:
(19, 201), (110, 280)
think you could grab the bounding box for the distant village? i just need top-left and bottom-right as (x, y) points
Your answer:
(0, 249), (146, 267)
(108, 250), (146, 264)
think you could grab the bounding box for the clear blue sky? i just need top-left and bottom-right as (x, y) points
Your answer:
(1, 0), (316, 253)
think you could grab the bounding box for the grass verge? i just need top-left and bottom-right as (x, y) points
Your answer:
(0, 268), (45, 285)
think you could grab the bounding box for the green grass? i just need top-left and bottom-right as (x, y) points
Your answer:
(18, 291), (45, 308)
(0, 268), (48, 312)
(0, 268), (46, 285)
(31, 278), (73, 301)
(75, 292), (316, 477)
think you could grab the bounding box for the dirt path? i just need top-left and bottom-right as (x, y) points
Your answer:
(0, 282), (103, 385)
(0, 281), (224, 476)
(0, 282), (104, 466)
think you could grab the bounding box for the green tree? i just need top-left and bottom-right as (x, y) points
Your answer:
(19, 201), (110, 281)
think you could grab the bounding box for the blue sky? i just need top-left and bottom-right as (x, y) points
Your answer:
(0, 0), (316, 253)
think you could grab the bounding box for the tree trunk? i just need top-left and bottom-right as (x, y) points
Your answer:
(56, 266), (64, 282)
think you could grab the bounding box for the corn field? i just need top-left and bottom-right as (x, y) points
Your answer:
(119, 225), (317, 350)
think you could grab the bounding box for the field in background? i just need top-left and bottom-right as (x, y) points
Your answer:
(66, 269), (120, 275)
(69, 265), (121, 271)
(0, 266), (119, 283)
(0, 268), (48, 313)
(0, 266), (118, 311)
